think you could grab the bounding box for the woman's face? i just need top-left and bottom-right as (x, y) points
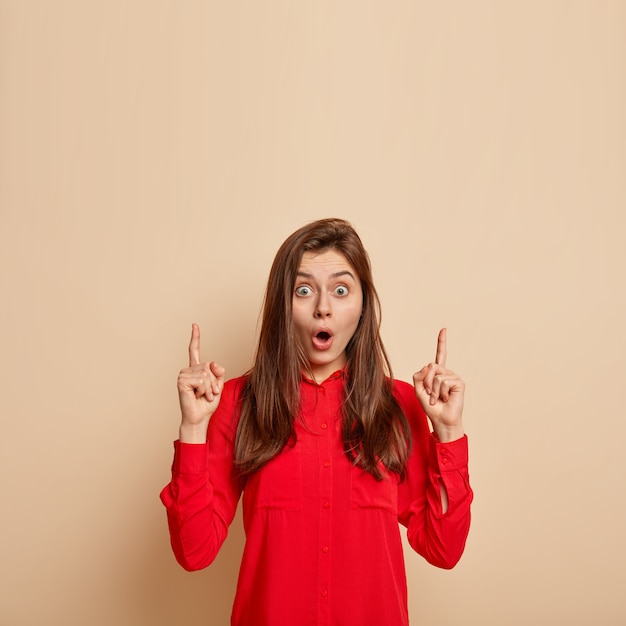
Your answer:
(292, 249), (363, 382)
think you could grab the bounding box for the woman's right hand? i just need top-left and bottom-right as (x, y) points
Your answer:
(177, 323), (225, 442)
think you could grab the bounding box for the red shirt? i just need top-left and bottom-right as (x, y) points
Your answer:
(160, 372), (473, 626)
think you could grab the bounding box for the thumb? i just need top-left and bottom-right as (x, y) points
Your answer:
(209, 362), (226, 393)
(413, 367), (427, 385)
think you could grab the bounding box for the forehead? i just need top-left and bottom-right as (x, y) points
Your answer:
(298, 249), (357, 276)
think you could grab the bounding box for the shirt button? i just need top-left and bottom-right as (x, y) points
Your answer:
(321, 423), (328, 429)
(322, 546), (329, 553)
(323, 501), (330, 509)
(323, 461), (330, 468)
(321, 588), (328, 597)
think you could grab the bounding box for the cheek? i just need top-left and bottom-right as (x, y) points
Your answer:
(291, 304), (308, 334)
(343, 303), (363, 331)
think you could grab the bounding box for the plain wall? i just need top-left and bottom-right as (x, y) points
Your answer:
(1, 2), (625, 624)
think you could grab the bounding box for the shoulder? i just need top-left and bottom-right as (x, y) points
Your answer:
(391, 378), (418, 405)
(209, 375), (249, 436)
(222, 375), (249, 399)
(390, 378), (429, 425)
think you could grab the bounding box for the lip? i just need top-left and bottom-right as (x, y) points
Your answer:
(311, 327), (334, 351)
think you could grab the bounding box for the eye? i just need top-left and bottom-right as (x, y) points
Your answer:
(295, 285), (312, 297)
(334, 285), (349, 297)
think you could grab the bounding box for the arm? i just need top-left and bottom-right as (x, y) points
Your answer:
(160, 379), (244, 570)
(159, 324), (242, 571)
(397, 329), (473, 568)
(396, 381), (473, 569)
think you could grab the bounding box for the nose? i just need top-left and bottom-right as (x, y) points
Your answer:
(314, 292), (331, 318)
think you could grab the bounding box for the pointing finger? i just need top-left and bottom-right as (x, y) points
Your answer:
(435, 328), (447, 367)
(189, 323), (201, 366)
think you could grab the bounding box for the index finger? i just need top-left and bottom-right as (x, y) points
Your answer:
(188, 323), (201, 366)
(435, 327), (447, 367)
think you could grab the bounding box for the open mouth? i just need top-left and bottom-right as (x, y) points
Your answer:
(312, 330), (334, 350)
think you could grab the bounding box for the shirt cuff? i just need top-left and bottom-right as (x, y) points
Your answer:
(429, 434), (469, 472)
(171, 439), (210, 474)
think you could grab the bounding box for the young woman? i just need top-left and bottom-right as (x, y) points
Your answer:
(161, 218), (473, 626)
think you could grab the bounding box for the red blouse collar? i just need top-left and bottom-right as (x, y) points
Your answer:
(300, 368), (347, 386)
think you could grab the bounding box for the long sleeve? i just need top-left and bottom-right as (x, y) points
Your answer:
(160, 374), (472, 625)
(159, 378), (244, 571)
(395, 380), (473, 569)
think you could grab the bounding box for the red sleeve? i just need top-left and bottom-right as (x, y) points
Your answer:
(159, 378), (244, 571)
(395, 380), (473, 569)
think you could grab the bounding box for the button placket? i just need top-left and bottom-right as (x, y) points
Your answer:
(318, 384), (333, 618)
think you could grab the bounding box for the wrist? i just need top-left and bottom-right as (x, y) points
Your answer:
(432, 423), (465, 443)
(179, 422), (209, 443)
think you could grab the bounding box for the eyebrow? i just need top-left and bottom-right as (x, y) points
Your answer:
(296, 270), (356, 281)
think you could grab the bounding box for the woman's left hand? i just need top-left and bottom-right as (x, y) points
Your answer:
(413, 328), (465, 443)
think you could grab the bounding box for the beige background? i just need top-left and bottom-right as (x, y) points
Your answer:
(1, 2), (625, 625)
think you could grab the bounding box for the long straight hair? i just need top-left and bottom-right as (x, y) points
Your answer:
(235, 218), (411, 480)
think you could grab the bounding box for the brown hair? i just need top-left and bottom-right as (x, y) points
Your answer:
(235, 218), (411, 480)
